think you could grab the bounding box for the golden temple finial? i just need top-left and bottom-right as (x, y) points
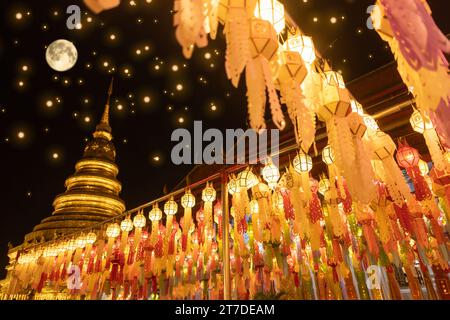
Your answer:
(100, 77), (114, 126)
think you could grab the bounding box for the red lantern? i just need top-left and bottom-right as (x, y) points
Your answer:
(396, 141), (420, 168)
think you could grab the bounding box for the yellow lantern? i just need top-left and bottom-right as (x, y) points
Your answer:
(164, 196), (178, 216)
(181, 190), (196, 208)
(276, 50), (307, 85)
(284, 31), (316, 65)
(133, 211), (147, 228)
(120, 216), (134, 232)
(372, 131), (396, 161)
(237, 169), (258, 189)
(261, 160), (280, 189)
(202, 183), (217, 202)
(106, 223), (120, 238)
(293, 152), (313, 173)
(147, 205), (162, 222)
(181, 189), (195, 235)
(249, 18), (278, 60)
(86, 232), (97, 245)
(322, 145), (335, 165)
(202, 183), (216, 230)
(253, 0), (285, 34)
(318, 70), (351, 122)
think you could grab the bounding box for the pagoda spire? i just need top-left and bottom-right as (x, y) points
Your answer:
(94, 78), (114, 140)
(100, 77), (113, 126)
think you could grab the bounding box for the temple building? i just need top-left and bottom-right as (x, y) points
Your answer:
(0, 82), (126, 297)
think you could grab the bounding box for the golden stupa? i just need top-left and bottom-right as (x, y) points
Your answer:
(24, 80), (126, 244)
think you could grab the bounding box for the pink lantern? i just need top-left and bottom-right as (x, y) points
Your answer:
(84, 0), (120, 14)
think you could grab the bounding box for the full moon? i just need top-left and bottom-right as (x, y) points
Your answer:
(45, 39), (78, 72)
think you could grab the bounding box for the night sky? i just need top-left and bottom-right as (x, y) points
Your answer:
(0, 0), (448, 277)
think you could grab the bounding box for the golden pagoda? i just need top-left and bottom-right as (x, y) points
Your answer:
(24, 80), (126, 244)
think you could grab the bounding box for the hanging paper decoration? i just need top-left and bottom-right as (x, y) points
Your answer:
(120, 216), (133, 252)
(261, 159), (280, 189)
(277, 35), (314, 151)
(173, 0), (219, 59)
(410, 109), (448, 171)
(181, 189), (196, 238)
(201, 182), (216, 231)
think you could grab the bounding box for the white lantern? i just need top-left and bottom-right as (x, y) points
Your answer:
(202, 183), (217, 202)
(261, 160), (280, 188)
(106, 223), (120, 238)
(293, 152), (313, 173)
(237, 169), (258, 189)
(120, 217), (133, 232)
(181, 190), (196, 208)
(86, 232), (97, 245)
(164, 197), (178, 216)
(322, 145), (335, 165)
(149, 205), (163, 222)
(133, 212), (146, 228)
(284, 32), (316, 65)
(254, 0), (285, 34)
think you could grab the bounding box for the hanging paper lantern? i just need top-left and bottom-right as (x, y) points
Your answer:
(276, 50), (307, 85)
(410, 110), (446, 171)
(293, 152), (313, 173)
(181, 190), (196, 208)
(202, 183), (217, 202)
(149, 205), (163, 222)
(121, 217), (133, 233)
(318, 70), (351, 122)
(363, 114), (380, 135)
(322, 145), (335, 165)
(106, 223), (120, 238)
(202, 182), (216, 230)
(249, 18), (278, 61)
(253, 0), (285, 34)
(181, 189), (196, 237)
(83, 0), (120, 14)
(237, 169), (258, 189)
(164, 197), (178, 216)
(261, 160), (280, 189)
(284, 31), (316, 65)
(133, 212), (147, 229)
(396, 143), (420, 168)
(86, 232), (97, 245)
